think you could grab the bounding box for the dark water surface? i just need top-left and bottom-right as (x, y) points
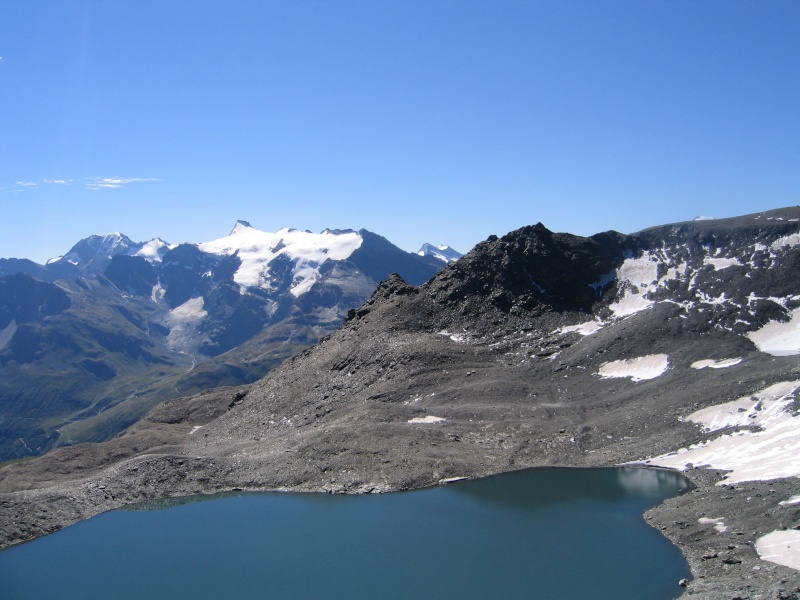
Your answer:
(0, 467), (691, 599)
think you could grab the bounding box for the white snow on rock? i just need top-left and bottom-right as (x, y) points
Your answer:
(150, 283), (166, 303)
(0, 320), (17, 353)
(698, 517), (728, 533)
(165, 297), (208, 352)
(698, 291), (730, 306)
(756, 530), (800, 571)
(408, 416), (446, 424)
(703, 256), (742, 270)
(199, 222), (363, 296)
(605, 252), (682, 318)
(558, 320), (603, 336)
(747, 309), (800, 356)
(691, 358), (742, 370)
(770, 233), (800, 250)
(598, 354), (670, 382)
(694, 216), (715, 221)
(609, 293), (654, 317)
(438, 330), (467, 343)
(648, 381), (800, 483)
(133, 238), (172, 263)
(780, 495), (800, 506)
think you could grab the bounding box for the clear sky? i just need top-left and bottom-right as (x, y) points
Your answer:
(1, 0), (798, 263)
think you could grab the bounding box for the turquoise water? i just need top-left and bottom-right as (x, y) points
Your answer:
(0, 467), (690, 599)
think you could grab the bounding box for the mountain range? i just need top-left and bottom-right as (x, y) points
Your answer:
(2, 207), (800, 597)
(0, 223), (460, 460)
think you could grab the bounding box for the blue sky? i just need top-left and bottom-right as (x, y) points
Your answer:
(1, 1), (798, 263)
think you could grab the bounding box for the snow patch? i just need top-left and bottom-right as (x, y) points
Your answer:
(780, 495), (800, 506)
(771, 233), (800, 251)
(558, 320), (603, 336)
(756, 531), (800, 571)
(747, 309), (800, 356)
(165, 297), (208, 352)
(648, 381), (800, 483)
(694, 216), (715, 221)
(703, 256), (742, 270)
(598, 354), (670, 382)
(617, 254), (659, 288)
(438, 330), (467, 343)
(408, 416), (446, 424)
(606, 252), (681, 318)
(134, 238), (170, 263)
(609, 294), (654, 317)
(698, 291), (729, 306)
(150, 283), (166, 303)
(0, 320), (17, 353)
(691, 358), (742, 370)
(698, 517), (727, 533)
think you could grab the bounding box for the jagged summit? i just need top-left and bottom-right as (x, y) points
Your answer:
(230, 220), (254, 235)
(417, 243), (462, 264)
(63, 232), (135, 262)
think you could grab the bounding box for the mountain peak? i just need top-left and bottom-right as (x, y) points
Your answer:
(133, 238), (172, 263)
(417, 243), (462, 264)
(230, 220), (254, 235)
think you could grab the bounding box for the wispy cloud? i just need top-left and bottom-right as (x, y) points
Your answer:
(15, 181), (38, 187)
(85, 177), (161, 190)
(43, 179), (71, 185)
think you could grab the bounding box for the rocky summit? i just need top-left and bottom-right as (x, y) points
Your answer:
(2, 207), (800, 598)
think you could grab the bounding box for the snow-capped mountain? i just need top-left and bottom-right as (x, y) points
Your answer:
(198, 221), (365, 296)
(0, 223), (452, 461)
(133, 238), (172, 263)
(47, 231), (174, 273)
(417, 243), (462, 264)
(49, 232), (138, 266)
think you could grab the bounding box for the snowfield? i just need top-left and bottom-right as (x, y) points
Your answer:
(690, 358), (742, 370)
(756, 531), (800, 571)
(558, 320), (603, 336)
(648, 381), (800, 483)
(408, 416), (446, 424)
(165, 297), (209, 353)
(598, 354), (670, 382)
(747, 309), (800, 356)
(199, 222), (363, 296)
(134, 238), (171, 263)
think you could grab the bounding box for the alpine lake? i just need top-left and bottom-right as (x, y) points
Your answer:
(0, 466), (691, 599)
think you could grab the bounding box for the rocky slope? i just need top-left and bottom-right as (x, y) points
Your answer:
(2, 208), (800, 598)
